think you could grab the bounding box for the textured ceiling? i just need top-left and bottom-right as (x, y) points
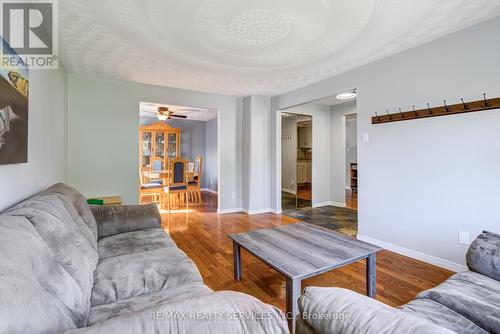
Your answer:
(59, 0), (500, 96)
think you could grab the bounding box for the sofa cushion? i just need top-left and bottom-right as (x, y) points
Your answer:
(0, 215), (87, 333)
(88, 282), (212, 325)
(6, 195), (98, 305)
(91, 248), (203, 306)
(467, 231), (500, 281)
(97, 228), (176, 260)
(416, 271), (500, 333)
(402, 298), (488, 334)
(44, 183), (98, 243)
(298, 287), (456, 334)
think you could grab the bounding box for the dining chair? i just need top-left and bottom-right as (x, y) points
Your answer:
(188, 156), (203, 203)
(149, 157), (164, 184)
(163, 157), (189, 213)
(139, 167), (162, 204)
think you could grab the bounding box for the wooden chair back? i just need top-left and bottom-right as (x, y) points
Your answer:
(167, 157), (188, 189)
(150, 157), (164, 172)
(194, 156), (203, 184)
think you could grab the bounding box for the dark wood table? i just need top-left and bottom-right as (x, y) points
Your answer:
(228, 222), (381, 333)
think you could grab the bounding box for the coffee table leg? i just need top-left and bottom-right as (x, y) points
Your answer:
(286, 278), (301, 334)
(233, 242), (241, 281)
(366, 253), (376, 297)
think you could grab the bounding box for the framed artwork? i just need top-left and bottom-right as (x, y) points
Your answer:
(0, 37), (29, 165)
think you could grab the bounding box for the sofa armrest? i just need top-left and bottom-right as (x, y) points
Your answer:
(61, 291), (289, 334)
(298, 287), (457, 334)
(90, 203), (161, 239)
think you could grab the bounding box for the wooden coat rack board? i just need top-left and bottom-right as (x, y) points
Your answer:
(372, 94), (500, 124)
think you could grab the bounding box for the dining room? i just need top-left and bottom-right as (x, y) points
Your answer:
(138, 102), (218, 213)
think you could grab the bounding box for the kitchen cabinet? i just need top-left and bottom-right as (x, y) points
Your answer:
(297, 161), (312, 184)
(298, 126), (312, 148)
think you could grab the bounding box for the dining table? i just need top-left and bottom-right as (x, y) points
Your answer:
(142, 169), (196, 185)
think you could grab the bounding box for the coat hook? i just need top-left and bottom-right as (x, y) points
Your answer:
(483, 93), (491, 107)
(461, 98), (469, 110)
(375, 112), (381, 121)
(444, 100), (450, 112)
(386, 110), (392, 120)
(413, 105), (418, 116)
(399, 107), (405, 118)
(427, 103), (432, 115)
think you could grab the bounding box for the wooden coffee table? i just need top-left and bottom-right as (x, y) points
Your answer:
(228, 222), (381, 333)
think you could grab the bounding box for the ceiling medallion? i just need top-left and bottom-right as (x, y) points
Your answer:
(228, 9), (293, 46)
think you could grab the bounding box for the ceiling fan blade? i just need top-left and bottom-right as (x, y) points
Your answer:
(170, 114), (187, 118)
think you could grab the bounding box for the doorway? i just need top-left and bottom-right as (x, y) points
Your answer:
(281, 112), (312, 210)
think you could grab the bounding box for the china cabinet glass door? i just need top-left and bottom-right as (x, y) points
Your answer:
(167, 133), (177, 159)
(141, 131), (152, 168)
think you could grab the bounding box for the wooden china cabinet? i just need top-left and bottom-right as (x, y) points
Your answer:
(139, 121), (181, 171)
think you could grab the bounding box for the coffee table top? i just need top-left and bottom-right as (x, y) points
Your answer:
(228, 222), (381, 280)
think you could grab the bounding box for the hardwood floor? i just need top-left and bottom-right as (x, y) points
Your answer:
(346, 189), (358, 210)
(161, 192), (453, 312)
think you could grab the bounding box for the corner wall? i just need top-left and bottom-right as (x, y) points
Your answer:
(67, 75), (241, 211)
(0, 67), (67, 211)
(272, 17), (500, 270)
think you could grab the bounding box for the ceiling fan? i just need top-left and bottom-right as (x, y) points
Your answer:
(156, 106), (187, 121)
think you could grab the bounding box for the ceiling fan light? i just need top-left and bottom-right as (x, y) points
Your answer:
(157, 114), (168, 121)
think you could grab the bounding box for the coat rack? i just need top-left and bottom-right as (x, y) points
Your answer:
(372, 94), (500, 124)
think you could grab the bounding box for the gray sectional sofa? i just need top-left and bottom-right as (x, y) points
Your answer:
(0, 183), (289, 334)
(297, 231), (500, 334)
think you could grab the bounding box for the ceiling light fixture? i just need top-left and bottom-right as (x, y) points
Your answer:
(157, 114), (168, 121)
(336, 91), (357, 100)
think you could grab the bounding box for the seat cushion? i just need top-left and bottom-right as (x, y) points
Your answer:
(416, 271), (500, 333)
(164, 186), (187, 191)
(91, 248), (203, 306)
(141, 183), (162, 190)
(0, 215), (87, 332)
(402, 298), (488, 334)
(88, 283), (212, 325)
(97, 228), (176, 260)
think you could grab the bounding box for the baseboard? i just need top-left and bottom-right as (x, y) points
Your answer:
(312, 201), (346, 208)
(217, 208), (243, 215)
(281, 188), (296, 195)
(242, 208), (274, 215)
(272, 209), (283, 214)
(357, 234), (467, 273)
(201, 188), (218, 195)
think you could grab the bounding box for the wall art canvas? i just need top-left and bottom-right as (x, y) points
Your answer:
(0, 37), (29, 165)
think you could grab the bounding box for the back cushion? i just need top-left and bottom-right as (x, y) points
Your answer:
(6, 195), (98, 315)
(467, 231), (500, 281)
(43, 183), (98, 243)
(0, 215), (86, 333)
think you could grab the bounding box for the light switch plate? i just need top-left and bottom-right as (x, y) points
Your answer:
(363, 133), (370, 143)
(459, 231), (470, 245)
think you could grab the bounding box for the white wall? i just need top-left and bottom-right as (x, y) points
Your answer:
(345, 113), (357, 188)
(272, 17), (500, 270)
(0, 67), (67, 211)
(281, 103), (332, 207)
(242, 96), (272, 213)
(67, 75), (241, 211)
(330, 101), (357, 203)
(205, 118), (218, 192)
(281, 114), (297, 194)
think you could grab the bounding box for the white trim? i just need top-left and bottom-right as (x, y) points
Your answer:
(243, 208), (274, 215)
(201, 188), (218, 195)
(312, 201), (346, 208)
(345, 185), (351, 190)
(272, 209), (283, 214)
(357, 234), (467, 273)
(217, 208), (243, 215)
(281, 188), (296, 195)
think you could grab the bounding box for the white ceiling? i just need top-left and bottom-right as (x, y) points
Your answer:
(140, 102), (217, 121)
(60, 1), (500, 96)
